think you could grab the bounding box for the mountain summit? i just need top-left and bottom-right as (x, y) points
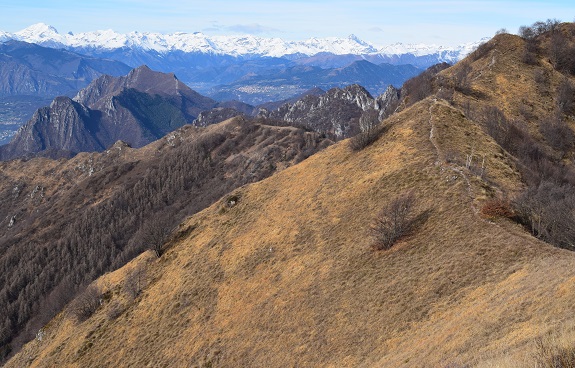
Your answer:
(4, 23), (481, 61)
(0, 66), (217, 159)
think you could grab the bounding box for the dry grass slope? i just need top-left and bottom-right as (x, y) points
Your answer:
(7, 95), (575, 367)
(7, 24), (575, 367)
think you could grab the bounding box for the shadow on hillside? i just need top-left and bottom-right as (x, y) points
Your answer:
(410, 208), (433, 236)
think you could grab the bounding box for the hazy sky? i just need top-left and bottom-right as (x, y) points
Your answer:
(2, 0), (574, 46)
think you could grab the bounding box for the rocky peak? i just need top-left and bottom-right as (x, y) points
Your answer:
(1, 67), (219, 160)
(331, 84), (374, 110)
(259, 84), (389, 138)
(375, 85), (400, 120)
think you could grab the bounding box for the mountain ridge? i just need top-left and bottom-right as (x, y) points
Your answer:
(4, 22), (575, 367)
(3, 23), (483, 62)
(0, 65), (218, 159)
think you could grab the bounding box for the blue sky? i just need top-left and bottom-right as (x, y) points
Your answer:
(2, 0), (574, 46)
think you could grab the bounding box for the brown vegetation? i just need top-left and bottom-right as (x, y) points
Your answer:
(370, 191), (417, 250)
(6, 19), (575, 368)
(0, 117), (332, 361)
(67, 285), (101, 322)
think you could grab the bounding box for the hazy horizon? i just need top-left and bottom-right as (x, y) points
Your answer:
(2, 1), (574, 47)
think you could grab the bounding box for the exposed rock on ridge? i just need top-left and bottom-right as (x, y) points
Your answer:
(257, 84), (399, 138)
(0, 66), (217, 160)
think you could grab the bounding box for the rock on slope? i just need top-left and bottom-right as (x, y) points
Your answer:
(7, 24), (575, 367)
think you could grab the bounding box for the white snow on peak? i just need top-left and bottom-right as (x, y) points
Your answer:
(4, 23), (483, 60)
(14, 23), (64, 44)
(0, 30), (12, 42)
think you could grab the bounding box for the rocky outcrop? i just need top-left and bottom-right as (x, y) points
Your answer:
(192, 107), (245, 127)
(0, 97), (102, 159)
(0, 66), (218, 160)
(375, 85), (400, 120)
(257, 84), (400, 138)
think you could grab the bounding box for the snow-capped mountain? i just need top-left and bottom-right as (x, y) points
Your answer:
(5, 23), (481, 61)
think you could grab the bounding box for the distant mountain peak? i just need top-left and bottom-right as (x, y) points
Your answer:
(15, 23), (60, 39)
(2, 23), (482, 61)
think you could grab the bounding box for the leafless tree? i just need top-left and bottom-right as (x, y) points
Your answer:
(514, 181), (575, 250)
(370, 192), (417, 250)
(67, 284), (101, 322)
(359, 109), (380, 133)
(557, 78), (574, 115)
(540, 116), (574, 157)
(140, 215), (175, 257)
(124, 263), (147, 299)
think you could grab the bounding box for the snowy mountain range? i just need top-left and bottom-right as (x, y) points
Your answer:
(1, 23), (484, 62)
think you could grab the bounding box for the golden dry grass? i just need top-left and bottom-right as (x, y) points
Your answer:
(8, 30), (575, 367)
(7, 96), (575, 368)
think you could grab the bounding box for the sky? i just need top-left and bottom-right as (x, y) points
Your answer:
(1, 0), (574, 46)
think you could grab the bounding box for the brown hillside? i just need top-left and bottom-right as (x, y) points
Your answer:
(7, 97), (575, 367)
(0, 117), (331, 360)
(7, 23), (575, 367)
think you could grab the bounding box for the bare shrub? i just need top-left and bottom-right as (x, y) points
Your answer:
(540, 117), (575, 156)
(454, 61), (473, 93)
(519, 25), (539, 65)
(469, 41), (495, 62)
(534, 68), (549, 88)
(557, 78), (575, 115)
(401, 62), (450, 105)
(519, 25), (536, 40)
(519, 19), (561, 39)
(513, 181), (575, 250)
(139, 215), (175, 257)
(370, 192), (417, 250)
(534, 335), (575, 368)
(523, 40), (539, 65)
(359, 109), (380, 133)
(124, 264), (147, 299)
(480, 198), (514, 220)
(68, 285), (101, 322)
(349, 124), (388, 152)
(106, 301), (125, 321)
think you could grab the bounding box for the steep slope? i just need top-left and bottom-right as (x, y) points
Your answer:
(0, 65), (218, 159)
(0, 96), (102, 158)
(7, 23), (575, 368)
(7, 96), (575, 368)
(0, 117), (331, 361)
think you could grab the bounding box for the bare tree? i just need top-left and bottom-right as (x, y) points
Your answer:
(514, 181), (575, 250)
(68, 284), (101, 322)
(140, 215), (175, 257)
(557, 78), (574, 115)
(359, 109), (380, 133)
(370, 192), (417, 250)
(454, 61), (472, 92)
(124, 263), (147, 299)
(540, 116), (574, 157)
